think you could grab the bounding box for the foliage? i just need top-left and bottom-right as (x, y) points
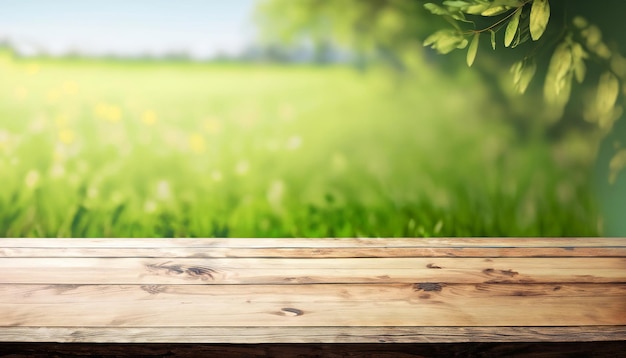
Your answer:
(256, 1), (626, 183)
(422, 0), (626, 180)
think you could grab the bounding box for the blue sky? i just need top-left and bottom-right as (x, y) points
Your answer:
(0, 0), (258, 58)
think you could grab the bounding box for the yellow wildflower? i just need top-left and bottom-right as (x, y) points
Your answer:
(142, 110), (157, 125)
(189, 133), (205, 153)
(58, 129), (75, 144)
(94, 103), (122, 122)
(25, 63), (40, 76)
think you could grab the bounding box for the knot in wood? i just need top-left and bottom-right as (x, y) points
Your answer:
(413, 283), (444, 292)
(280, 308), (304, 317)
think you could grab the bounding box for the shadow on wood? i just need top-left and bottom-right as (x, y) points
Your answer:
(1, 342), (626, 358)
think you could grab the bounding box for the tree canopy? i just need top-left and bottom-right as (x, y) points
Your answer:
(256, 0), (626, 182)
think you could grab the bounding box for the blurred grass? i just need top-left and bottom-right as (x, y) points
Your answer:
(0, 49), (599, 237)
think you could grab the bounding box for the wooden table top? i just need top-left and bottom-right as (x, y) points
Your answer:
(1, 238), (625, 343)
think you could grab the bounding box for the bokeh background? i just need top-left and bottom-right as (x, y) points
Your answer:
(0, 0), (622, 237)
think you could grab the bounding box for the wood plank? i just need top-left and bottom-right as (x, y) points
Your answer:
(1, 238), (624, 343)
(3, 238), (625, 249)
(2, 326), (625, 343)
(4, 283), (624, 303)
(1, 284), (624, 327)
(2, 246), (625, 258)
(1, 257), (624, 284)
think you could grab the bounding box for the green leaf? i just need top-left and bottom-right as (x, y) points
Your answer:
(572, 16), (588, 29)
(456, 38), (469, 50)
(481, 5), (510, 16)
(597, 71), (620, 117)
(450, 11), (472, 23)
(494, 0), (524, 5)
(423, 30), (445, 47)
(581, 25), (601, 48)
(424, 29), (467, 54)
(510, 59), (536, 94)
(530, 0), (550, 41)
(571, 42), (588, 83)
(464, 4), (491, 15)
(510, 60), (523, 84)
(511, 21), (522, 48)
(595, 43), (612, 59)
(553, 45), (573, 95)
(505, 8), (521, 47)
(609, 149), (626, 184)
(581, 26), (612, 59)
(518, 60), (536, 94)
(490, 30), (496, 50)
(423, 3), (449, 16)
(442, 1), (470, 7)
(611, 53), (626, 78)
(544, 42), (573, 107)
(467, 33), (479, 67)
(573, 59), (586, 84)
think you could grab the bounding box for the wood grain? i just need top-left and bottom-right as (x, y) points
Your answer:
(1, 283), (624, 327)
(3, 246), (625, 258)
(1, 257), (624, 284)
(1, 238), (624, 343)
(2, 237), (626, 248)
(2, 327), (626, 343)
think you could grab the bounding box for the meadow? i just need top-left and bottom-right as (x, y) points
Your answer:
(0, 49), (600, 237)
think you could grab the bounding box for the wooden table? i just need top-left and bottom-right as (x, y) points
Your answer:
(1, 238), (625, 343)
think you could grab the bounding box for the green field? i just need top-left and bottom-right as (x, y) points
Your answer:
(0, 49), (600, 237)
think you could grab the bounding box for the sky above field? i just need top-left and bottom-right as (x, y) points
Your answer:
(0, 0), (258, 58)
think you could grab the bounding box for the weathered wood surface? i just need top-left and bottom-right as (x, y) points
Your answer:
(3, 326), (626, 343)
(3, 257), (624, 284)
(0, 238), (625, 343)
(2, 283), (624, 326)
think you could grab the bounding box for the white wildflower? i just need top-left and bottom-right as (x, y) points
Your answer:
(286, 135), (302, 150)
(266, 180), (285, 212)
(235, 160), (249, 176)
(25, 170), (40, 189)
(144, 200), (157, 213)
(156, 180), (171, 200)
(211, 170), (223, 182)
